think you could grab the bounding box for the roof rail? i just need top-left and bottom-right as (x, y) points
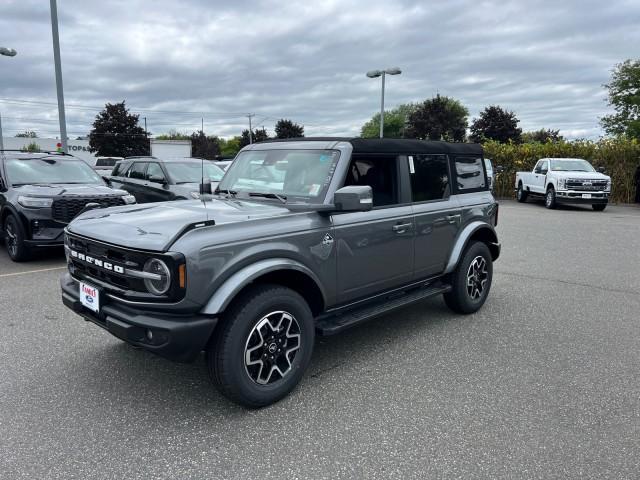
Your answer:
(0, 149), (73, 155)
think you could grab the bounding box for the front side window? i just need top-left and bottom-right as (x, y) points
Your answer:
(127, 162), (148, 180)
(6, 158), (103, 186)
(218, 149), (340, 202)
(454, 156), (486, 192)
(164, 162), (224, 184)
(146, 163), (166, 183)
(344, 155), (399, 207)
(410, 154), (450, 202)
(111, 161), (129, 177)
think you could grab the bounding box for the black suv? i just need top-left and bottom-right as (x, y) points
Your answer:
(0, 151), (136, 261)
(109, 156), (225, 203)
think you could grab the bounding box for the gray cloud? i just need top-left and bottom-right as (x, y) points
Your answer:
(1, 0), (638, 140)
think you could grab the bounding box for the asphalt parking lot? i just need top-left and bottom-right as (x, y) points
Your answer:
(1, 200), (639, 479)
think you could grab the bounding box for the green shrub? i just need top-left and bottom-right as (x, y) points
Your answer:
(484, 138), (640, 203)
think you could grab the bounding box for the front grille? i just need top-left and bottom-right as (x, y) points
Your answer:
(52, 196), (124, 223)
(566, 179), (608, 191)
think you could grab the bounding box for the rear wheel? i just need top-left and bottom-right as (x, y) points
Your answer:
(516, 183), (528, 202)
(444, 241), (493, 314)
(207, 284), (315, 408)
(545, 186), (557, 209)
(592, 204), (607, 211)
(3, 215), (30, 262)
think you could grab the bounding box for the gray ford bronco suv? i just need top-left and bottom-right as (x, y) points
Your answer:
(60, 138), (500, 407)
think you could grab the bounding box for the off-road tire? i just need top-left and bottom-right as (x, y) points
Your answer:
(444, 241), (493, 314)
(4, 215), (30, 262)
(545, 186), (557, 209)
(592, 204), (607, 211)
(516, 182), (528, 203)
(207, 284), (314, 408)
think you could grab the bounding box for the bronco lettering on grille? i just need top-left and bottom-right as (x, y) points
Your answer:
(69, 249), (125, 274)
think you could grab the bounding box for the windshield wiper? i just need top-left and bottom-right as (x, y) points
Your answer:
(248, 192), (287, 203)
(214, 187), (237, 197)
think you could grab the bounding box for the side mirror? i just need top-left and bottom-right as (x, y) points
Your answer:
(333, 185), (373, 212)
(597, 166), (606, 174)
(199, 178), (212, 195)
(149, 175), (166, 184)
(540, 169), (548, 175)
(101, 175), (111, 186)
(495, 165), (504, 174)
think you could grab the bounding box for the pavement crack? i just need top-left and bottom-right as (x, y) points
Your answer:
(497, 270), (639, 295)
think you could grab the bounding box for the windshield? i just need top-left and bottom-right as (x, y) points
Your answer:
(164, 162), (225, 183)
(6, 158), (103, 185)
(550, 159), (595, 172)
(217, 149), (340, 202)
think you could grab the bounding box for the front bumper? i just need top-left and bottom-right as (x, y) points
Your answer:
(60, 273), (217, 362)
(555, 190), (609, 204)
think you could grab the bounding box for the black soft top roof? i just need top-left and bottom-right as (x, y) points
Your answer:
(261, 137), (483, 156)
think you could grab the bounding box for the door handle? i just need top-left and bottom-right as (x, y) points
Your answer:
(446, 214), (461, 223)
(392, 223), (412, 233)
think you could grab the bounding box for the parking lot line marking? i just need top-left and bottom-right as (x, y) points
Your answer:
(0, 266), (67, 278)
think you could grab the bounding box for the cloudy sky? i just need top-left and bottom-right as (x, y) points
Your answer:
(1, 0), (638, 140)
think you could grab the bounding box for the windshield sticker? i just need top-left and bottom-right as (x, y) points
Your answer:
(309, 184), (321, 196)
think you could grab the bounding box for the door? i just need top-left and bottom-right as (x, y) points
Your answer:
(122, 162), (149, 202)
(144, 162), (173, 203)
(532, 160), (548, 193)
(333, 154), (414, 303)
(410, 154), (461, 278)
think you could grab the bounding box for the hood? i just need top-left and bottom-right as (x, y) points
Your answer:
(13, 183), (126, 196)
(67, 196), (295, 251)
(553, 171), (610, 180)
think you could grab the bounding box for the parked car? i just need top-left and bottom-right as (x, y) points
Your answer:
(0, 151), (135, 261)
(215, 160), (233, 171)
(61, 138), (500, 407)
(515, 157), (611, 210)
(93, 156), (123, 176)
(108, 156), (225, 203)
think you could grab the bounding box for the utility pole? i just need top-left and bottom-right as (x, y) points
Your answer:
(0, 111), (4, 151)
(247, 114), (255, 144)
(50, 0), (68, 153)
(201, 117), (204, 133)
(1, 48), (18, 150)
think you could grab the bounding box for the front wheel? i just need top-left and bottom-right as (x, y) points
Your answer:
(444, 241), (493, 314)
(545, 186), (557, 209)
(207, 284), (315, 408)
(4, 215), (30, 262)
(592, 204), (607, 211)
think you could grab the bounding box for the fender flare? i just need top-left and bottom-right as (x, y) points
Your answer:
(201, 258), (327, 315)
(0, 204), (27, 231)
(444, 221), (499, 274)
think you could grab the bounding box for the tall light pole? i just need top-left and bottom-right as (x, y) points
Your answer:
(0, 47), (18, 150)
(366, 67), (402, 138)
(50, 0), (68, 153)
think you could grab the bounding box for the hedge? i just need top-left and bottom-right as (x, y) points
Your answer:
(483, 138), (640, 204)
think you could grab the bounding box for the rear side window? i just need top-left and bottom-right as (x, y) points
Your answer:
(127, 162), (148, 179)
(95, 158), (117, 167)
(410, 154), (450, 202)
(454, 156), (486, 192)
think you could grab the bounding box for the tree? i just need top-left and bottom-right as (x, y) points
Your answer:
(20, 142), (41, 152)
(219, 137), (241, 157)
(522, 128), (563, 143)
(15, 130), (37, 138)
(406, 95), (468, 142)
(275, 119), (304, 139)
(601, 59), (640, 139)
(88, 101), (149, 156)
(190, 130), (221, 159)
(156, 130), (190, 140)
(360, 103), (417, 138)
(239, 128), (270, 148)
(469, 106), (522, 143)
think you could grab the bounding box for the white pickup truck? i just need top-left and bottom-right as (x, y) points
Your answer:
(515, 158), (611, 211)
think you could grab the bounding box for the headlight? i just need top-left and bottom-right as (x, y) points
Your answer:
(557, 178), (566, 190)
(17, 196), (53, 208)
(606, 180), (611, 191)
(189, 191), (201, 199)
(122, 194), (136, 204)
(143, 258), (171, 295)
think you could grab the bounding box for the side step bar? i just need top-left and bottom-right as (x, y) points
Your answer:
(315, 283), (452, 336)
